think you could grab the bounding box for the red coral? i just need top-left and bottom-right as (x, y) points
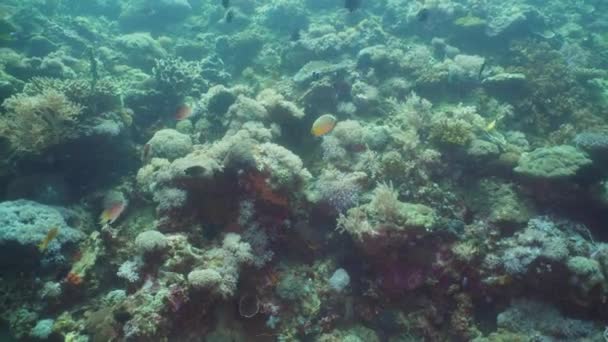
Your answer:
(243, 171), (289, 208)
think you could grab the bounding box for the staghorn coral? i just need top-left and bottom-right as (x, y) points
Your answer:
(0, 89), (83, 154)
(23, 77), (121, 115)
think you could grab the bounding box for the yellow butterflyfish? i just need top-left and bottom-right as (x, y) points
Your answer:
(38, 227), (59, 252)
(484, 119), (497, 132)
(311, 114), (337, 137)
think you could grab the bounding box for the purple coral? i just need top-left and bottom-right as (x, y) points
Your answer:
(317, 173), (362, 213)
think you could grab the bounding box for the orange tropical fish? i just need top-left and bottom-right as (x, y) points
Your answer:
(99, 202), (126, 225)
(311, 114), (337, 137)
(100, 191), (128, 225)
(174, 103), (193, 121)
(38, 227), (59, 252)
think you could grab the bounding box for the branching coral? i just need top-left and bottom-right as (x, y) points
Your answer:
(24, 77), (121, 115)
(314, 169), (366, 212)
(153, 57), (208, 99)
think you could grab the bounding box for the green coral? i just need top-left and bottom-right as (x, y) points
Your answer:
(471, 330), (528, 342)
(454, 15), (486, 28)
(337, 183), (437, 241)
(430, 118), (474, 146)
(514, 145), (592, 178)
(0, 88), (83, 154)
(318, 325), (380, 342)
(567, 256), (605, 295)
(69, 231), (104, 282)
(23, 77), (121, 115)
(468, 178), (532, 226)
(276, 269), (321, 317)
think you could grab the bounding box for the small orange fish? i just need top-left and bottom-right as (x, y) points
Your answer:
(175, 104), (193, 121)
(38, 227), (59, 252)
(311, 114), (337, 137)
(99, 202), (126, 225)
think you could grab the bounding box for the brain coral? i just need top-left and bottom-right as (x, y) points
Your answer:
(146, 129), (193, 161)
(514, 145), (592, 178)
(134, 230), (168, 254)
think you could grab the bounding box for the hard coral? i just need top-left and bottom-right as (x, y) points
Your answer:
(430, 117), (474, 146)
(337, 183), (437, 251)
(253, 142), (312, 190)
(24, 77), (121, 115)
(135, 230), (169, 255)
(514, 145), (592, 179)
(0, 200), (84, 268)
(0, 89), (83, 154)
(153, 57), (208, 99)
(187, 233), (253, 299)
(244, 171), (289, 208)
(146, 129), (193, 161)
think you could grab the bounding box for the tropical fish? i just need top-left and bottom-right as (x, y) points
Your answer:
(174, 103), (193, 120)
(484, 119), (497, 132)
(99, 202), (126, 225)
(290, 28), (301, 42)
(225, 8), (234, 23)
(416, 8), (430, 22)
(100, 191), (128, 225)
(345, 0), (361, 12)
(311, 114), (338, 137)
(38, 227), (59, 252)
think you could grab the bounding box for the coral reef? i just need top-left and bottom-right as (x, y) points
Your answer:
(1, 0), (608, 340)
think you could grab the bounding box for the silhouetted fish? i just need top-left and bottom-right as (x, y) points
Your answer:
(225, 8), (234, 23)
(222, 0), (230, 9)
(416, 8), (429, 22)
(345, 0), (361, 12)
(290, 28), (301, 42)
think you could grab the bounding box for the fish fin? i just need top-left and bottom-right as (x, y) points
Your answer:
(99, 211), (109, 225)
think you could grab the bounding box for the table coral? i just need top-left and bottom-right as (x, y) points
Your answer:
(515, 145), (592, 179)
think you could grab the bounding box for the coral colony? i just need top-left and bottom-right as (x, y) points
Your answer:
(1, 0), (608, 341)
